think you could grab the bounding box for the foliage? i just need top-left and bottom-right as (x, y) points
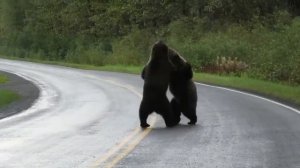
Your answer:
(0, 0), (299, 85)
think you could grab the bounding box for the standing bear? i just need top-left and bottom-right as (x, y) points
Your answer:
(139, 41), (178, 128)
(168, 48), (198, 125)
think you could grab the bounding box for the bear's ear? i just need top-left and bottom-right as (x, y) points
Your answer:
(184, 62), (193, 80)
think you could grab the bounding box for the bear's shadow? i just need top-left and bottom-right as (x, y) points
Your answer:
(148, 123), (200, 133)
(141, 124), (201, 141)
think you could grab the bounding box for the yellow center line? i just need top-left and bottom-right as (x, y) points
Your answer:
(104, 116), (156, 168)
(85, 74), (157, 168)
(91, 127), (140, 168)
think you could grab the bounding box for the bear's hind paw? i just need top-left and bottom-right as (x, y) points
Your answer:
(140, 123), (150, 128)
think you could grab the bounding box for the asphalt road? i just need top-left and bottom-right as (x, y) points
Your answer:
(0, 58), (300, 168)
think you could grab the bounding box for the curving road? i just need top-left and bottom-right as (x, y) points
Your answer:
(0, 58), (300, 168)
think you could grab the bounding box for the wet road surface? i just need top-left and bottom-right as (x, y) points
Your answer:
(1, 58), (300, 168)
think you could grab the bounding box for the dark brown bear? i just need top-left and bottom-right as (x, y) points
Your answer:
(139, 41), (178, 128)
(168, 49), (198, 125)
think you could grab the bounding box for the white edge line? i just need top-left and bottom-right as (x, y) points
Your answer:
(196, 82), (300, 114)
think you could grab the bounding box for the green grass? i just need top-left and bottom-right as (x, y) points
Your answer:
(48, 61), (300, 105)
(0, 74), (8, 84)
(1, 56), (300, 105)
(0, 90), (20, 108)
(43, 61), (143, 74)
(194, 73), (300, 105)
(0, 56), (143, 74)
(0, 73), (19, 108)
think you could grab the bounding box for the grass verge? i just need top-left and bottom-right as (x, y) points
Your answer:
(195, 73), (300, 105)
(0, 73), (19, 108)
(0, 90), (20, 108)
(1, 56), (300, 106)
(0, 74), (8, 84)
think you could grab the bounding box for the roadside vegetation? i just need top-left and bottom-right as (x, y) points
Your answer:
(0, 1), (299, 104)
(194, 73), (300, 105)
(0, 74), (19, 108)
(0, 90), (19, 108)
(0, 74), (8, 84)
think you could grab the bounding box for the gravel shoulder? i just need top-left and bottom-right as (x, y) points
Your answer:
(0, 71), (40, 119)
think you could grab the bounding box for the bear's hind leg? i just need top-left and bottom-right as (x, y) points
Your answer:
(139, 100), (152, 128)
(157, 97), (178, 127)
(171, 98), (181, 125)
(182, 108), (197, 125)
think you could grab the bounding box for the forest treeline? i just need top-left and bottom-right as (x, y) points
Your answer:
(0, 0), (300, 84)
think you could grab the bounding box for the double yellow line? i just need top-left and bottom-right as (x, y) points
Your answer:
(92, 116), (156, 168)
(85, 75), (156, 168)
